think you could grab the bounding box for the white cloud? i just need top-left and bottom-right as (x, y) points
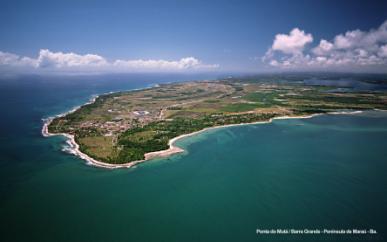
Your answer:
(334, 32), (356, 49)
(379, 44), (387, 57)
(271, 28), (313, 54)
(263, 20), (387, 72)
(0, 49), (218, 73)
(312, 40), (334, 56)
(0, 51), (20, 65)
(113, 56), (218, 70)
(37, 49), (107, 68)
(0, 51), (37, 67)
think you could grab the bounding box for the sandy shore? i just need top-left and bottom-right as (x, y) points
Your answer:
(42, 97), (366, 169)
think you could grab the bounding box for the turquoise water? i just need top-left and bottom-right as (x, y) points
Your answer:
(1, 77), (387, 242)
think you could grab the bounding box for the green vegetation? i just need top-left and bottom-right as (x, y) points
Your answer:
(77, 136), (115, 160)
(204, 99), (220, 103)
(242, 92), (282, 105)
(220, 103), (260, 112)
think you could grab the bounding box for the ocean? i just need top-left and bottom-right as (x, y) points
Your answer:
(0, 75), (386, 242)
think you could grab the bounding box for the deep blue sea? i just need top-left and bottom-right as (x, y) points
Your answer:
(0, 75), (386, 242)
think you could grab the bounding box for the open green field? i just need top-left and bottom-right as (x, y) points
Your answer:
(48, 77), (387, 164)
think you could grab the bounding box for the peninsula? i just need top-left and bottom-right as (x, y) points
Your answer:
(44, 76), (387, 168)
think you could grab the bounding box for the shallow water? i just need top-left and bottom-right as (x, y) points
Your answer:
(1, 76), (386, 242)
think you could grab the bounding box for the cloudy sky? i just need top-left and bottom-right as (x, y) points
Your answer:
(1, 0), (387, 74)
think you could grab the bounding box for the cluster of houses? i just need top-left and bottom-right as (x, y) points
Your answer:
(78, 110), (156, 137)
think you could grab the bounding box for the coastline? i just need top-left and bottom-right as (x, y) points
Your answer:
(42, 94), (366, 169)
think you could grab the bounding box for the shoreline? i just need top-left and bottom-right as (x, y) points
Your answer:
(42, 105), (366, 169)
(41, 83), (160, 132)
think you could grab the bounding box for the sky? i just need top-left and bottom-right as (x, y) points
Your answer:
(0, 0), (387, 74)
